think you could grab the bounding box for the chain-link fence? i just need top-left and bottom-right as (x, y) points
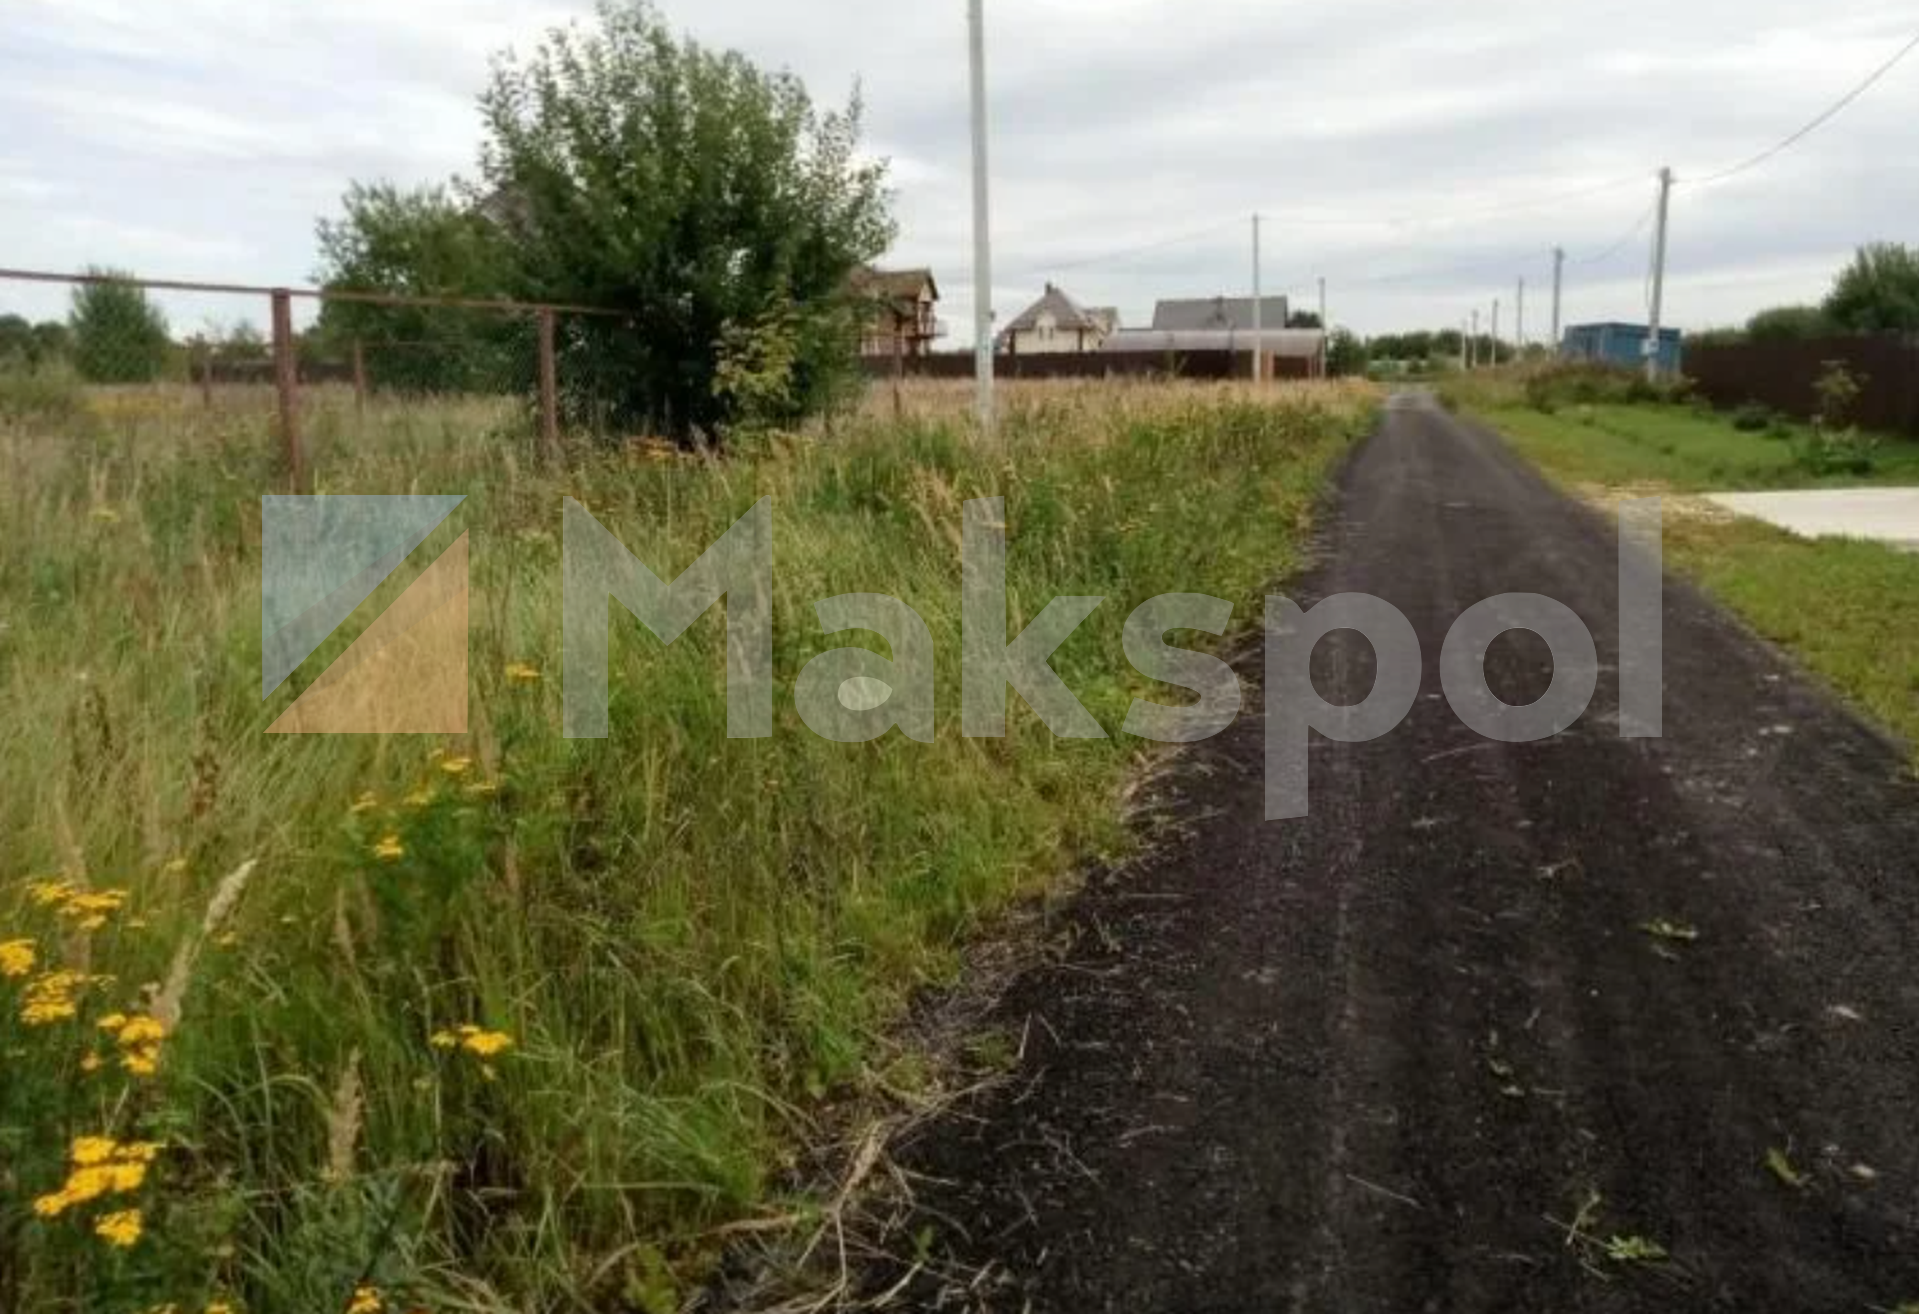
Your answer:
(0, 267), (623, 489)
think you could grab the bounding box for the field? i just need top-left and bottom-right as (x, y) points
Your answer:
(1442, 371), (1919, 753)
(0, 374), (1374, 1312)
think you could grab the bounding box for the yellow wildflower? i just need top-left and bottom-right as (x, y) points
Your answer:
(205, 1302), (236, 1314)
(438, 755), (471, 776)
(0, 937), (35, 977)
(94, 1208), (143, 1247)
(35, 1137), (161, 1215)
(21, 970), (89, 1025)
(115, 1015), (166, 1045)
(79, 1052), (102, 1073)
(71, 1135), (120, 1166)
(96, 1012), (129, 1032)
(88, 506), (122, 525)
(58, 889), (130, 932)
(504, 661), (541, 684)
(122, 1049), (161, 1077)
(461, 1028), (514, 1058)
(464, 779), (499, 798)
(372, 834), (405, 862)
(346, 1285), (383, 1314)
(403, 785), (435, 807)
(432, 1022), (515, 1060)
(161, 856), (190, 876)
(349, 791), (380, 814)
(26, 879), (75, 907)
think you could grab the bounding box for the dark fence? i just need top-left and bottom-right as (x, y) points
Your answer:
(860, 349), (1315, 381)
(1684, 335), (1917, 436)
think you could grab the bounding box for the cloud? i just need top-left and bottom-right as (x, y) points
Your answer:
(0, 0), (1912, 336)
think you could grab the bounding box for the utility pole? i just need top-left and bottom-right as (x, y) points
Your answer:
(1316, 276), (1328, 376)
(967, 0), (993, 428)
(1550, 246), (1564, 355)
(1515, 277), (1525, 354)
(1469, 308), (1479, 369)
(1250, 213), (1262, 383)
(1491, 297), (1500, 366)
(1645, 164), (1673, 383)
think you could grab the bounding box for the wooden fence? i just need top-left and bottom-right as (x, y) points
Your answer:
(859, 349), (1314, 382)
(1684, 335), (1917, 436)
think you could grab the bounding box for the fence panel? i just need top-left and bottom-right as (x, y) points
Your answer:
(1684, 335), (1917, 436)
(858, 348), (1314, 381)
(0, 267), (625, 488)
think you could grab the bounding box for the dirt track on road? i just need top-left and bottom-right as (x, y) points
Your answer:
(871, 394), (1918, 1312)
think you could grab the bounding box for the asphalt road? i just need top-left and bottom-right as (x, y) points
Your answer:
(875, 394), (1918, 1312)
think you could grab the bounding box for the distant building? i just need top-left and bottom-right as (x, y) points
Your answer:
(998, 283), (1115, 354)
(1103, 326), (1326, 377)
(1560, 321), (1682, 373)
(1150, 294), (1291, 333)
(852, 266), (943, 358)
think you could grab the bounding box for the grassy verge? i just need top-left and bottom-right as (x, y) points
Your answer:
(0, 376), (1373, 1312)
(1442, 371), (1917, 753)
(1456, 399), (1917, 491)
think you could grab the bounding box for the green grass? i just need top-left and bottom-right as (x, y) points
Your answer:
(1468, 401), (1918, 492)
(1663, 516), (1918, 752)
(0, 376), (1373, 1312)
(1452, 381), (1917, 755)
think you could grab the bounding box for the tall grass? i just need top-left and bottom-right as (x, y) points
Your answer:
(0, 376), (1373, 1311)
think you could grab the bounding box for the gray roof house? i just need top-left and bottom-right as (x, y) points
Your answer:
(1150, 295), (1291, 332)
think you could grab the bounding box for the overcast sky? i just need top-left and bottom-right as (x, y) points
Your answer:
(2, 0), (1914, 339)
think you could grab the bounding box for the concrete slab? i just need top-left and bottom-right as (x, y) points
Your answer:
(1701, 487), (1920, 550)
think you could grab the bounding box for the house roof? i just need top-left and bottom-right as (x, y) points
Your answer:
(1002, 283), (1109, 337)
(1150, 295), (1291, 332)
(1085, 306), (1119, 333)
(1104, 327), (1325, 357)
(851, 266), (938, 304)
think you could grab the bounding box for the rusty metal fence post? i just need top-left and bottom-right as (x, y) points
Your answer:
(270, 288), (303, 491)
(537, 307), (559, 461)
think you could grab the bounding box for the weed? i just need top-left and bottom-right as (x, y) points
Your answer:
(1640, 917), (1700, 943)
(1764, 1146), (1811, 1190)
(0, 377), (1373, 1309)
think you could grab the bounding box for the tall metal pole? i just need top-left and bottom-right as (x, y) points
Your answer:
(1515, 277), (1525, 353)
(1550, 246), (1564, 354)
(1250, 213), (1262, 383)
(967, 0), (993, 428)
(1645, 165), (1672, 383)
(1316, 276), (1328, 377)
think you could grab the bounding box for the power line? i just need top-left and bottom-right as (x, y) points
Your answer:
(1008, 219), (1240, 276)
(1680, 33), (1918, 187)
(1566, 198), (1658, 265)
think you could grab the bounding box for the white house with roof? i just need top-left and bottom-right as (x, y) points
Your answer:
(998, 283), (1117, 354)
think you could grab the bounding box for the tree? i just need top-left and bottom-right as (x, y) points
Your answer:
(1821, 241), (1918, 335)
(0, 314), (32, 366)
(470, 0), (892, 438)
(314, 182), (514, 392)
(69, 270), (171, 382)
(1286, 310), (1322, 329)
(1325, 327), (1367, 377)
(1745, 304), (1831, 342)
